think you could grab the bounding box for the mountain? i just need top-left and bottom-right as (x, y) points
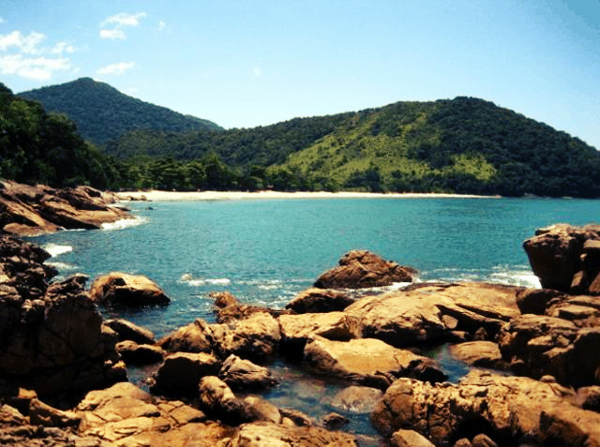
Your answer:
(18, 78), (222, 145)
(107, 97), (600, 197)
(0, 83), (120, 189)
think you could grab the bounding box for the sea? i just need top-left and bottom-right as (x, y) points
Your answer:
(29, 196), (600, 442)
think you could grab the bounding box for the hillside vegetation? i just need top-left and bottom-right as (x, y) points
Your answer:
(0, 83), (120, 189)
(108, 97), (600, 197)
(19, 78), (221, 144)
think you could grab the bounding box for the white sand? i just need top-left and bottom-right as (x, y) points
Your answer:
(116, 190), (498, 202)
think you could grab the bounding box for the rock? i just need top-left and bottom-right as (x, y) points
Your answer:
(303, 337), (446, 388)
(152, 352), (220, 396)
(330, 386), (384, 413)
(323, 412), (349, 430)
(104, 318), (155, 344)
(497, 314), (600, 387)
(372, 370), (600, 446)
(242, 395), (282, 424)
(472, 434), (498, 447)
(516, 288), (565, 315)
(454, 439), (472, 447)
(227, 421), (358, 446)
(523, 223), (600, 294)
(198, 376), (244, 423)
(0, 180), (129, 236)
(286, 287), (355, 313)
(29, 398), (81, 428)
(211, 291), (289, 324)
(345, 282), (521, 347)
(449, 341), (502, 368)
(89, 272), (171, 307)
(574, 386), (600, 412)
(157, 318), (217, 354)
(314, 250), (417, 289)
(279, 312), (360, 358)
(219, 354), (277, 390)
(391, 429), (436, 447)
(217, 312), (281, 362)
(0, 264), (124, 398)
(76, 381), (229, 446)
(116, 340), (164, 365)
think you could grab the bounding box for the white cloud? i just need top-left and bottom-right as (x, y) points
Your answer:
(253, 66), (263, 77)
(0, 54), (71, 80)
(0, 30), (74, 81)
(97, 61), (136, 76)
(50, 41), (76, 55)
(158, 20), (166, 31)
(102, 12), (147, 28)
(0, 17), (5, 25)
(0, 30), (46, 54)
(100, 29), (126, 40)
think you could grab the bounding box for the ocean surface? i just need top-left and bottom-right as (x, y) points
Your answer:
(29, 196), (600, 441)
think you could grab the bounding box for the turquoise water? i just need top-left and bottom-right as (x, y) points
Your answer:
(33, 197), (600, 337)
(31, 196), (600, 442)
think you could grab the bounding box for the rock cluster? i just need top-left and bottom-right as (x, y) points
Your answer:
(0, 235), (124, 399)
(0, 180), (129, 236)
(90, 272), (171, 307)
(523, 223), (600, 294)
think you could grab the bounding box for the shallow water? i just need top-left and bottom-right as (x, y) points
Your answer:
(29, 196), (600, 441)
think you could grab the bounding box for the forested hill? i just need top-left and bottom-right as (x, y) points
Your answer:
(18, 78), (222, 145)
(108, 97), (600, 197)
(0, 84), (120, 189)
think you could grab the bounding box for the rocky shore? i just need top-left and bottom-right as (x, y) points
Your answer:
(0, 221), (599, 446)
(0, 180), (129, 236)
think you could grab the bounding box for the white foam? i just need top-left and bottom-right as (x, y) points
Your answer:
(428, 265), (541, 288)
(45, 261), (78, 270)
(43, 243), (73, 257)
(180, 273), (231, 286)
(101, 216), (147, 231)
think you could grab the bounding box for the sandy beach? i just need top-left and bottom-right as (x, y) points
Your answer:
(116, 190), (497, 201)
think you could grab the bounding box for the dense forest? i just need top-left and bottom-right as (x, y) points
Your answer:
(4, 78), (600, 197)
(19, 78), (221, 145)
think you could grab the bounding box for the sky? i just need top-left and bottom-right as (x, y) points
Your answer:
(1, 0), (599, 149)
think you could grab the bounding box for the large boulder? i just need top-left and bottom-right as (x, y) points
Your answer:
(345, 282), (521, 347)
(216, 312), (282, 362)
(497, 314), (600, 387)
(372, 370), (600, 446)
(0, 180), (129, 236)
(303, 337), (446, 389)
(90, 272), (171, 307)
(152, 352), (220, 396)
(449, 341), (503, 369)
(0, 252), (125, 398)
(314, 250), (417, 289)
(157, 318), (218, 354)
(286, 287), (355, 313)
(523, 223), (600, 294)
(219, 354), (277, 391)
(228, 421), (358, 446)
(104, 318), (155, 345)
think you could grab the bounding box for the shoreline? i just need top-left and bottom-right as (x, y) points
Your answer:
(116, 190), (499, 202)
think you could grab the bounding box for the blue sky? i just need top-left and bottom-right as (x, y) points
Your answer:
(1, 0), (599, 149)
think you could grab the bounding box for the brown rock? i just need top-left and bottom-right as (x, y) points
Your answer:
(323, 412), (349, 430)
(314, 250), (417, 289)
(116, 340), (164, 365)
(286, 287), (355, 313)
(198, 376), (244, 423)
(104, 318), (155, 344)
(211, 291), (288, 324)
(516, 288), (565, 315)
(157, 318), (217, 354)
(90, 272), (170, 307)
(303, 337), (446, 388)
(228, 421), (358, 446)
(330, 386), (384, 413)
(372, 370), (600, 446)
(152, 352), (220, 396)
(449, 341), (502, 368)
(29, 398), (81, 428)
(217, 312), (281, 362)
(391, 429), (436, 447)
(574, 386), (600, 412)
(219, 354), (277, 390)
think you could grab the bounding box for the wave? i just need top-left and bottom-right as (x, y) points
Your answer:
(180, 273), (231, 286)
(45, 261), (78, 271)
(101, 216), (147, 231)
(43, 243), (73, 257)
(426, 265), (540, 288)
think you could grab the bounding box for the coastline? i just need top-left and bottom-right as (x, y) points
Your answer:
(116, 190), (498, 201)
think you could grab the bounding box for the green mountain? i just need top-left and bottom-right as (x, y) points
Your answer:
(107, 97), (600, 197)
(18, 78), (222, 145)
(0, 83), (120, 189)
